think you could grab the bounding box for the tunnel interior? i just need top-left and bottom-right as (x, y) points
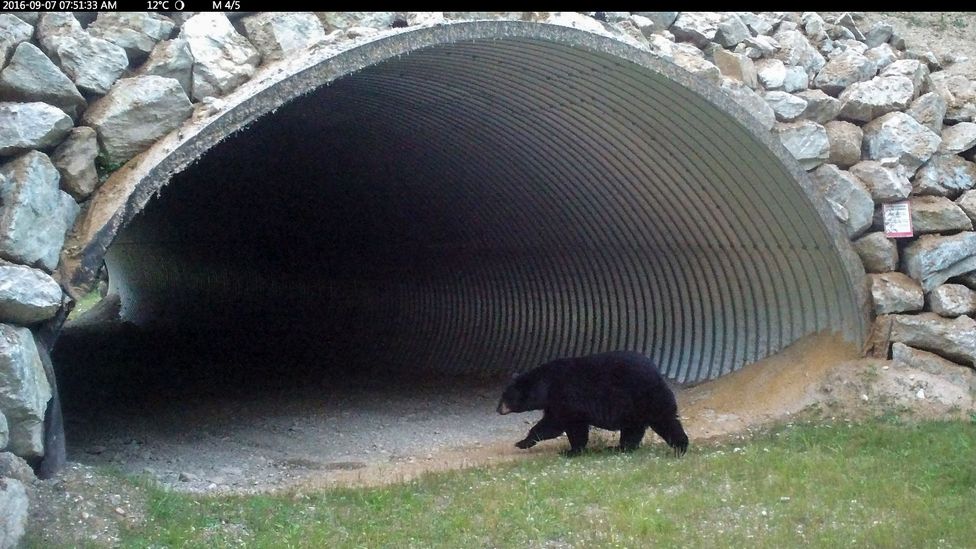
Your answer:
(53, 31), (866, 416)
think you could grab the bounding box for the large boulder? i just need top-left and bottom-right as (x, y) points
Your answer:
(862, 111), (941, 174)
(756, 58), (786, 89)
(722, 79), (775, 130)
(928, 59), (976, 123)
(882, 312), (976, 367)
(0, 15), (33, 67)
(0, 102), (72, 157)
(0, 151), (79, 272)
(0, 324), (50, 457)
(879, 59), (929, 99)
(869, 272), (924, 314)
(180, 13), (261, 101)
(670, 12), (724, 47)
(909, 196), (973, 234)
(928, 283), (976, 317)
(713, 49), (757, 89)
(849, 160), (911, 202)
(959, 190), (976, 224)
(764, 91), (807, 122)
(135, 39), (193, 98)
(938, 122), (976, 155)
(50, 126), (99, 201)
(906, 92), (947, 134)
(55, 33), (130, 96)
(773, 29), (826, 76)
(0, 477), (28, 549)
(838, 75), (914, 123)
(795, 89), (842, 124)
(0, 43), (86, 121)
(912, 154), (976, 198)
(774, 120), (830, 170)
(902, 232), (976, 292)
(852, 232), (898, 272)
(813, 49), (876, 96)
(809, 163), (873, 237)
(82, 75), (193, 166)
(0, 262), (62, 325)
(241, 12), (326, 63)
(824, 120), (862, 168)
(87, 12), (176, 62)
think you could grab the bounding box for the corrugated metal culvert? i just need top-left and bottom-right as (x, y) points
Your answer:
(65, 22), (869, 383)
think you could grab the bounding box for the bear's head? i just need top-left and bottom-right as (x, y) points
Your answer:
(497, 368), (549, 414)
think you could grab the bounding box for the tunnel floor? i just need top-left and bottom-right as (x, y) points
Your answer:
(50, 323), (876, 493)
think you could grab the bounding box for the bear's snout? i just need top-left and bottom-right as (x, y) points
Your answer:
(497, 400), (512, 415)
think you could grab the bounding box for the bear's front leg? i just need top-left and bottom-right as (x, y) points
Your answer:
(516, 412), (564, 449)
(563, 422), (590, 456)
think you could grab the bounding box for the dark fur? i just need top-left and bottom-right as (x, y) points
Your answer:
(497, 351), (689, 456)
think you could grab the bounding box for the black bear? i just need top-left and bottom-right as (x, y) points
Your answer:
(497, 351), (689, 456)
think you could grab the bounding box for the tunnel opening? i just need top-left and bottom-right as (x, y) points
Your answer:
(50, 23), (868, 479)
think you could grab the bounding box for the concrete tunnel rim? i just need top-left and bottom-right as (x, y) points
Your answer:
(54, 19), (871, 347)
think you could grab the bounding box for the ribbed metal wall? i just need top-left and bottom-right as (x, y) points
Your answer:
(100, 32), (866, 383)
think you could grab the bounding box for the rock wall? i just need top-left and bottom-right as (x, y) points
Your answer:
(0, 11), (973, 520)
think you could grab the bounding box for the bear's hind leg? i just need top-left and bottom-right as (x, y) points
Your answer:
(618, 425), (646, 452)
(516, 413), (564, 449)
(563, 422), (590, 456)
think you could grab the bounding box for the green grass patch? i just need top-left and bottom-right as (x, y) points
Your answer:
(66, 288), (104, 320)
(85, 419), (976, 547)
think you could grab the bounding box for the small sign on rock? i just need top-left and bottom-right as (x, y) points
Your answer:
(883, 200), (913, 238)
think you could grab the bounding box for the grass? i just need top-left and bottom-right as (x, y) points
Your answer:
(66, 287), (104, 320)
(84, 417), (976, 548)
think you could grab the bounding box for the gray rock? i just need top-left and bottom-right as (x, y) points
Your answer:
(631, 12), (677, 31)
(928, 61), (976, 123)
(0, 151), (79, 271)
(801, 12), (828, 43)
(853, 231), (898, 272)
(830, 39), (869, 56)
(181, 13), (261, 101)
(809, 163), (873, 236)
(827, 24), (855, 41)
(0, 262), (62, 325)
(959, 190), (976, 224)
(824, 120), (862, 168)
(0, 43), (86, 121)
(0, 412), (5, 450)
(939, 123), (976, 155)
(50, 126), (98, 200)
(672, 50), (721, 86)
(906, 92), (947, 134)
(905, 49), (941, 72)
(0, 324), (50, 457)
(609, 19), (651, 51)
(0, 477), (28, 549)
(928, 283), (976, 317)
(862, 111), (942, 174)
(880, 59), (929, 100)
(241, 12), (326, 63)
(903, 232), (976, 292)
(884, 312), (976, 366)
(315, 12), (396, 31)
(890, 343), (975, 397)
(55, 33), (130, 95)
(738, 12), (774, 36)
(764, 90), (807, 122)
(863, 21), (893, 48)
(721, 78), (775, 130)
(88, 12), (176, 62)
(814, 49), (876, 96)
(912, 154), (976, 198)
(863, 43), (898, 72)
(135, 39), (193, 98)
(888, 31), (906, 51)
(670, 12), (724, 47)
(756, 58), (786, 89)
(777, 21), (799, 33)
(838, 76), (915, 123)
(646, 34), (675, 60)
(713, 49), (757, 89)
(0, 15), (33, 67)
(849, 160), (911, 202)
(0, 102), (72, 157)
(776, 120), (831, 170)
(796, 89), (842, 124)
(834, 12), (864, 41)
(910, 195), (974, 234)
(782, 64), (809, 92)
(714, 14), (750, 48)
(773, 29), (826, 76)
(0, 452), (34, 483)
(35, 13), (84, 65)
(743, 35), (779, 56)
(82, 75), (193, 166)
(627, 15), (656, 38)
(870, 272), (924, 314)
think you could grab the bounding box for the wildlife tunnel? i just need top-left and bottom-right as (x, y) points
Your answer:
(59, 21), (869, 385)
